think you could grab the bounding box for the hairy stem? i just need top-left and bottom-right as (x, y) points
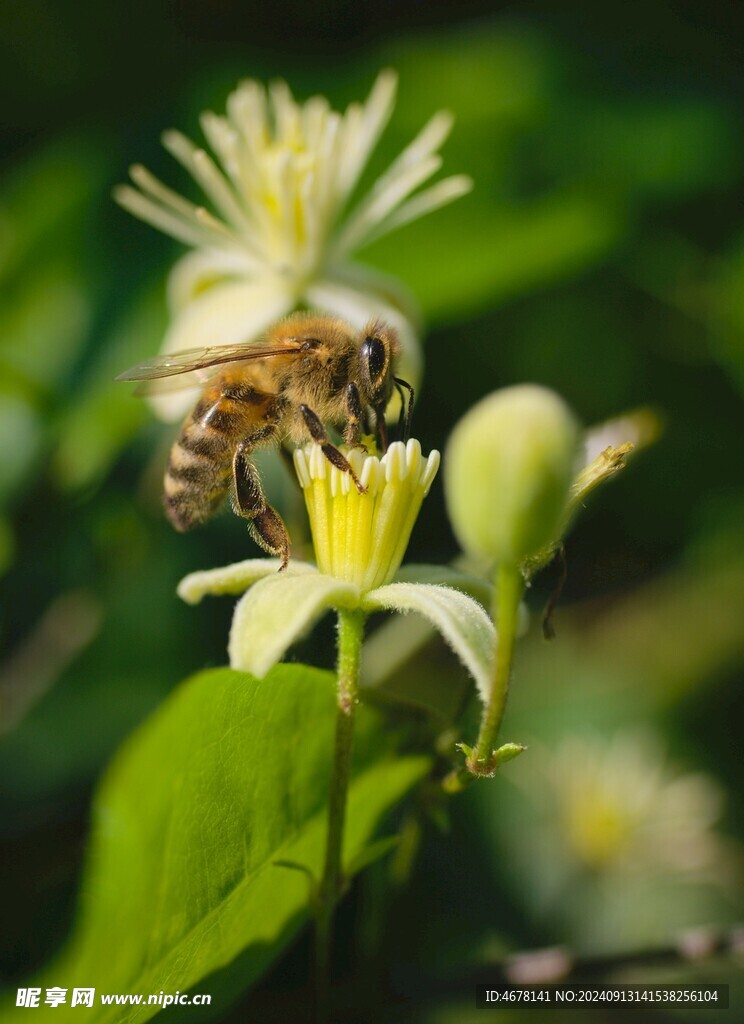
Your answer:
(315, 606), (365, 1020)
(469, 562), (524, 774)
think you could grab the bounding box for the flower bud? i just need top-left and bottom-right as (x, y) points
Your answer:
(444, 385), (580, 565)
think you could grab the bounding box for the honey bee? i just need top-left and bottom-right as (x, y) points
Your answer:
(117, 312), (414, 567)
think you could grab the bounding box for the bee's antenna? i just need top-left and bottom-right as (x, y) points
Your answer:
(394, 377), (415, 443)
(394, 382), (406, 437)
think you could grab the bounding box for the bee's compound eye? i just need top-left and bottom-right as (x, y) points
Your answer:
(362, 336), (387, 383)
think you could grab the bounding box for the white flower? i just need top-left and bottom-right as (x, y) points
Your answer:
(548, 733), (726, 875)
(495, 731), (737, 949)
(178, 440), (496, 701)
(114, 70), (472, 420)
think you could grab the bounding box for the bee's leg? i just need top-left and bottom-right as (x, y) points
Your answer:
(374, 406), (389, 453)
(343, 382), (366, 449)
(233, 435), (290, 569)
(300, 404), (366, 493)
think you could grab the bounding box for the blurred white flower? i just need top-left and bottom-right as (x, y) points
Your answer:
(495, 730), (739, 950)
(115, 70), (472, 420)
(548, 732), (725, 875)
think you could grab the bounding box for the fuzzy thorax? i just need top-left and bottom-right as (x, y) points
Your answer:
(294, 440), (440, 591)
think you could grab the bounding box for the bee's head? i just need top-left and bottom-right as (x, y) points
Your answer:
(359, 321), (399, 407)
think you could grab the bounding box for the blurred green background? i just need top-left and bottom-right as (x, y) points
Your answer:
(1, 1), (742, 1020)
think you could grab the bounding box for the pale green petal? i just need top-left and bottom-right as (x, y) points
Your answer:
(178, 558), (317, 605)
(363, 567), (529, 690)
(229, 573), (360, 677)
(395, 564), (529, 635)
(361, 582), (494, 702)
(394, 563), (492, 605)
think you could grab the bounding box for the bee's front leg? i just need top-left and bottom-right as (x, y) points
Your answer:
(233, 435), (290, 569)
(300, 404), (366, 493)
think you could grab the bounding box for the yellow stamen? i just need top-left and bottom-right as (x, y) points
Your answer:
(294, 440), (439, 591)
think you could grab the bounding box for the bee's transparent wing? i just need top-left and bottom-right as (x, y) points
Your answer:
(116, 340), (305, 384)
(129, 370), (225, 398)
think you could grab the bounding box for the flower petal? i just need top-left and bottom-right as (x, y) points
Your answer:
(361, 582), (495, 702)
(333, 107), (468, 255)
(229, 572), (360, 678)
(113, 183), (220, 250)
(394, 563), (492, 604)
(167, 247), (260, 311)
(334, 154), (443, 255)
(177, 558), (317, 605)
(162, 128), (257, 241)
(357, 174), (474, 249)
(395, 563), (529, 636)
(362, 565), (530, 690)
(150, 277), (293, 421)
(335, 69), (398, 204)
(378, 109), (455, 187)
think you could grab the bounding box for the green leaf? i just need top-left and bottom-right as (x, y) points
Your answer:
(12, 665), (428, 1023)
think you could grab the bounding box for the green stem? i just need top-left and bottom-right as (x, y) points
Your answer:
(315, 606), (365, 1020)
(469, 562), (524, 775)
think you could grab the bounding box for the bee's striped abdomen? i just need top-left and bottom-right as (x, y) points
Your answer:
(163, 395), (237, 531)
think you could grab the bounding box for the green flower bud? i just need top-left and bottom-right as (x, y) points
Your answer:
(444, 385), (580, 565)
